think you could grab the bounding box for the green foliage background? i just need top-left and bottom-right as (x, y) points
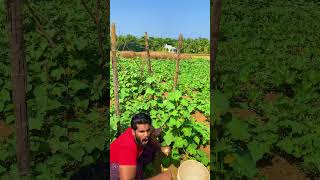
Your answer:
(212, 0), (320, 179)
(0, 0), (108, 179)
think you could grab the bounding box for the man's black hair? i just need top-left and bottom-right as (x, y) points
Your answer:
(131, 112), (152, 130)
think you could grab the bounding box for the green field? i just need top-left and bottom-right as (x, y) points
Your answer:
(110, 58), (210, 168)
(0, 1), (108, 179)
(213, 0), (320, 179)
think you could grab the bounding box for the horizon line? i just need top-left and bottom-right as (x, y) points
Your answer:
(116, 33), (210, 40)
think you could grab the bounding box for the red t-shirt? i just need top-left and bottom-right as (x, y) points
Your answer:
(110, 128), (143, 165)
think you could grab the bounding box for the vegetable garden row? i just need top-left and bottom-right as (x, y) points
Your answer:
(212, 0), (320, 179)
(109, 22), (211, 173)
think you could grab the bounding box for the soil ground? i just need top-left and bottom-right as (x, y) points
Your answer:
(0, 120), (12, 141)
(264, 92), (279, 103)
(259, 156), (308, 180)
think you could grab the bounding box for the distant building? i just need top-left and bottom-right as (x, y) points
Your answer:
(164, 44), (177, 53)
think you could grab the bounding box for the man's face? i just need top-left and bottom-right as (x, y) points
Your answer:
(132, 124), (151, 147)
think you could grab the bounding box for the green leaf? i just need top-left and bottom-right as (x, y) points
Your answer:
(49, 138), (68, 153)
(84, 138), (98, 153)
(248, 141), (270, 162)
(46, 154), (67, 168)
(0, 165), (6, 174)
(187, 105), (194, 113)
(0, 148), (10, 161)
(0, 101), (5, 112)
(67, 143), (85, 161)
(68, 79), (88, 93)
(277, 138), (296, 155)
(193, 136), (200, 144)
(70, 129), (88, 142)
(74, 37), (87, 50)
(231, 152), (258, 178)
(110, 116), (119, 131)
(182, 110), (190, 118)
(213, 90), (230, 115)
(186, 143), (197, 155)
(47, 98), (62, 110)
(175, 118), (182, 128)
(39, 71), (49, 82)
(51, 84), (66, 96)
(50, 68), (64, 80)
(174, 137), (188, 148)
(91, 135), (106, 151)
(161, 157), (171, 168)
(33, 85), (48, 109)
(182, 127), (192, 137)
(86, 111), (100, 122)
(171, 110), (178, 116)
(29, 112), (44, 130)
(163, 130), (174, 146)
(168, 117), (176, 127)
(146, 77), (156, 84)
(163, 100), (175, 110)
(180, 99), (188, 106)
(308, 70), (320, 85)
(168, 90), (182, 101)
(28, 63), (42, 73)
(82, 156), (95, 166)
(0, 89), (10, 101)
(52, 126), (67, 138)
(304, 151), (320, 170)
(226, 118), (250, 140)
(5, 114), (15, 124)
(74, 97), (89, 109)
(145, 88), (155, 95)
(150, 100), (157, 107)
(69, 58), (87, 69)
(198, 155), (209, 166)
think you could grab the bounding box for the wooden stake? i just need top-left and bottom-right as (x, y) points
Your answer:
(145, 32), (152, 74)
(6, 0), (31, 175)
(173, 33), (183, 90)
(211, 0), (222, 87)
(211, 0), (222, 179)
(111, 23), (120, 117)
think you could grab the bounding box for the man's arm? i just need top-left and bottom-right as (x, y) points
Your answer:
(119, 165), (137, 180)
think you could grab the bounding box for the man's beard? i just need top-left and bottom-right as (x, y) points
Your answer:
(135, 135), (150, 147)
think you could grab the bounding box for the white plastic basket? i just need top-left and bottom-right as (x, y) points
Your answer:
(177, 160), (210, 180)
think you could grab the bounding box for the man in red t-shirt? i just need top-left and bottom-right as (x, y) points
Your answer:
(110, 112), (172, 180)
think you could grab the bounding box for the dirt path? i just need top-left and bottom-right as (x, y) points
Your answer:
(230, 108), (257, 119)
(264, 92), (279, 103)
(191, 111), (207, 122)
(0, 120), (12, 141)
(259, 156), (308, 180)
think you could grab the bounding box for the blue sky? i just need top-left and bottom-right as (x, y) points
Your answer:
(110, 0), (210, 39)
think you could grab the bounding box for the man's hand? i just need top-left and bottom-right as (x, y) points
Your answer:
(119, 165), (136, 180)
